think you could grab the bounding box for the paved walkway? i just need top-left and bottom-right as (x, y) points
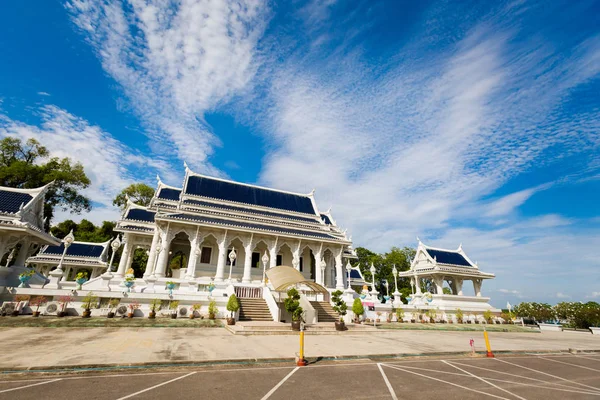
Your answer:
(0, 327), (598, 369)
(2, 354), (600, 399)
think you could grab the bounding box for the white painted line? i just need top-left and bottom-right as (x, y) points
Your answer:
(260, 367), (299, 400)
(495, 358), (600, 392)
(383, 364), (509, 399)
(443, 360), (527, 400)
(377, 364), (398, 400)
(391, 364), (468, 377)
(0, 379), (62, 394)
(577, 355), (600, 362)
(540, 356), (600, 372)
(115, 372), (196, 400)
(450, 360), (598, 393)
(484, 376), (600, 396)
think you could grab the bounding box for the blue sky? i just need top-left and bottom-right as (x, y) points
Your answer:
(1, 0), (599, 306)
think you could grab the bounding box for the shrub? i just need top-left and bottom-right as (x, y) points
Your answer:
(331, 290), (347, 322)
(396, 308), (404, 322)
(75, 271), (88, 280)
(150, 298), (161, 312)
(284, 288), (303, 321)
(208, 300), (218, 319)
(226, 294), (240, 318)
(168, 300), (180, 314)
(58, 295), (74, 312)
(81, 292), (98, 310)
(352, 298), (364, 318)
(456, 308), (464, 321)
(30, 296), (47, 312)
(128, 302), (141, 312)
(108, 298), (120, 311)
(483, 309), (493, 322)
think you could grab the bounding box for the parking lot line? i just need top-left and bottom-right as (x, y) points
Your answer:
(382, 363), (509, 399)
(377, 363), (398, 400)
(260, 366), (299, 400)
(449, 360), (600, 393)
(443, 361), (527, 400)
(0, 379), (61, 394)
(115, 372), (196, 400)
(540, 356), (600, 372)
(495, 358), (600, 392)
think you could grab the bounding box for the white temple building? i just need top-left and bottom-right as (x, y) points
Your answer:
(398, 240), (499, 318)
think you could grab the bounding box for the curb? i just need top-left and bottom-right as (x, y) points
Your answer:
(2, 348), (600, 375)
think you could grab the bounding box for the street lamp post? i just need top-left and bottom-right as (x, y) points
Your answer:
(56, 230), (75, 273)
(320, 258), (326, 286)
(345, 260), (353, 292)
(369, 263), (378, 297)
(227, 248), (236, 283)
(106, 235), (121, 274)
(261, 251), (269, 285)
(392, 264), (402, 307)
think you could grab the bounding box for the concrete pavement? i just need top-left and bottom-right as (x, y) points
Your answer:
(0, 327), (599, 370)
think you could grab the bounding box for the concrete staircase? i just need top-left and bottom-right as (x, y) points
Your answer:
(238, 298), (273, 322)
(311, 301), (338, 323)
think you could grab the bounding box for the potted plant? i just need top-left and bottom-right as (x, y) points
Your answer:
(107, 299), (119, 318)
(352, 298), (364, 323)
(58, 295), (73, 317)
(428, 309), (436, 323)
(190, 304), (201, 319)
(331, 290), (347, 331)
(81, 292), (97, 318)
(376, 311), (382, 323)
(396, 308), (405, 323)
(484, 309), (493, 324)
(75, 271), (88, 290)
(456, 308), (464, 324)
(127, 302), (140, 318)
(124, 275), (135, 292)
(165, 281), (176, 295)
(226, 294), (239, 325)
(284, 288), (303, 331)
(411, 312), (417, 323)
(149, 298), (161, 319)
(30, 296), (47, 317)
(169, 300), (180, 319)
(208, 300), (218, 320)
(18, 269), (35, 287)
(11, 295), (29, 316)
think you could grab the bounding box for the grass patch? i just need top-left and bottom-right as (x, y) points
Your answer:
(377, 322), (537, 333)
(0, 316), (223, 328)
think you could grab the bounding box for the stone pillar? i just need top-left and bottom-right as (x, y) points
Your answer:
(473, 279), (482, 297)
(154, 239), (170, 278)
(414, 276), (422, 294)
(64, 266), (72, 281)
(335, 249), (344, 290)
(433, 276), (444, 295)
(14, 239), (31, 267)
(91, 268), (99, 279)
(144, 229), (160, 278)
(214, 234), (228, 282)
(186, 244), (200, 280)
(242, 241), (253, 283)
(269, 242), (277, 269)
(314, 250), (323, 285)
(115, 234), (132, 278)
(456, 278), (464, 295)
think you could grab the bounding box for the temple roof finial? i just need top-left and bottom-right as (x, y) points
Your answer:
(156, 174), (162, 184)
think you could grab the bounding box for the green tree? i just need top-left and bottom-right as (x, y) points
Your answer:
(113, 183), (155, 210)
(0, 137), (91, 228)
(51, 219), (116, 242)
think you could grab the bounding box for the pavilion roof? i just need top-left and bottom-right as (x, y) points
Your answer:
(424, 248), (473, 267)
(27, 240), (110, 267)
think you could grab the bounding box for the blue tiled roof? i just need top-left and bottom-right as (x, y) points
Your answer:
(350, 269), (363, 279)
(0, 190), (33, 214)
(158, 188), (181, 201)
(43, 242), (104, 258)
(425, 249), (472, 267)
(124, 208), (156, 222)
(163, 213), (339, 240)
(183, 199), (319, 223)
(185, 175), (315, 214)
(320, 214), (332, 225)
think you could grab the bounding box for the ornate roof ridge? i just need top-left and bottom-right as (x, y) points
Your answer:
(182, 193), (319, 217)
(181, 199), (321, 222)
(184, 166), (315, 199)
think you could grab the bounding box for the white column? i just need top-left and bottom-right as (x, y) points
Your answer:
(434, 276), (444, 295)
(144, 229), (160, 278)
(14, 239), (31, 267)
(473, 279), (482, 297)
(214, 239), (227, 282)
(115, 234), (133, 278)
(456, 278), (464, 295)
(154, 239), (169, 278)
(242, 241), (253, 283)
(314, 250), (323, 285)
(335, 249), (344, 289)
(185, 238), (199, 280)
(414, 276), (422, 294)
(269, 240), (277, 269)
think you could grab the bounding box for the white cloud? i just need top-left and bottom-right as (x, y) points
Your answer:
(588, 292), (600, 299)
(0, 105), (162, 224)
(556, 292), (571, 299)
(37, 91), (51, 96)
(66, 0), (270, 174)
